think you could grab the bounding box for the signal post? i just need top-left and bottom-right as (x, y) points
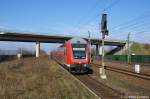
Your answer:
(100, 14), (109, 79)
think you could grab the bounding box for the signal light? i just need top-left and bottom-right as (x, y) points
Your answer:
(101, 14), (109, 36)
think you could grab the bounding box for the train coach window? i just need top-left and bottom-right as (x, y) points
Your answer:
(64, 48), (66, 55)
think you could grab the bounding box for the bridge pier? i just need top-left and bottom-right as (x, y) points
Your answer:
(36, 41), (40, 57)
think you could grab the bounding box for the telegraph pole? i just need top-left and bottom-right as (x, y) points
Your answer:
(100, 14), (109, 79)
(127, 32), (131, 64)
(88, 31), (91, 63)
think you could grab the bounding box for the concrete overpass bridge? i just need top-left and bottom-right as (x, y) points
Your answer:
(0, 31), (126, 57)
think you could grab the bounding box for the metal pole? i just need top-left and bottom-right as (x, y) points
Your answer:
(96, 44), (99, 56)
(100, 13), (108, 79)
(127, 33), (131, 63)
(88, 31), (91, 63)
(100, 33), (107, 79)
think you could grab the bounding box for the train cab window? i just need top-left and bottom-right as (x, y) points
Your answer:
(72, 44), (86, 59)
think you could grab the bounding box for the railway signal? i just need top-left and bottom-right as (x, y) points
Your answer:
(100, 13), (109, 79)
(101, 14), (109, 36)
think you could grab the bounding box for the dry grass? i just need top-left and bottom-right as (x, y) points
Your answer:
(91, 65), (150, 97)
(0, 56), (97, 99)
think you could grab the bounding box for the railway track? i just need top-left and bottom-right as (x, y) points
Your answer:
(53, 59), (124, 99)
(75, 75), (123, 99)
(92, 63), (150, 80)
(104, 60), (150, 67)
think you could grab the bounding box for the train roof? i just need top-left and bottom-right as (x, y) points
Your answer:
(69, 37), (87, 44)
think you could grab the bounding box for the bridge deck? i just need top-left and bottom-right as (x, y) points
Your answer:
(0, 32), (126, 46)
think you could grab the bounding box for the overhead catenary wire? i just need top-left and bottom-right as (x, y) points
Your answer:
(74, 0), (102, 26)
(132, 29), (150, 35)
(111, 19), (150, 33)
(102, 2), (150, 43)
(111, 19), (150, 34)
(71, 0), (102, 34)
(108, 10), (150, 38)
(110, 10), (150, 31)
(73, 0), (121, 34)
(125, 21), (150, 30)
(107, 22), (150, 39)
(111, 20), (150, 35)
(109, 26), (150, 38)
(104, 0), (121, 11)
(109, 30), (150, 45)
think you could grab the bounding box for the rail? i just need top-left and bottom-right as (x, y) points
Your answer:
(92, 63), (150, 80)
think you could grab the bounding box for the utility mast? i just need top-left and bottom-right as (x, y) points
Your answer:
(127, 32), (131, 63)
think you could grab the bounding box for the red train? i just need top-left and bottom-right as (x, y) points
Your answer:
(51, 37), (92, 74)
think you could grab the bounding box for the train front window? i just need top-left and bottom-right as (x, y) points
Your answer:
(72, 44), (86, 59)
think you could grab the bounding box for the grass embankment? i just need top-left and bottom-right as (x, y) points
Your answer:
(130, 42), (150, 55)
(0, 56), (97, 99)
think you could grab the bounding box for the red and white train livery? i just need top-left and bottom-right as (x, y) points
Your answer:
(51, 37), (92, 73)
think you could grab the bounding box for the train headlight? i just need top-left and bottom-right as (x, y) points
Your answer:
(67, 64), (70, 67)
(84, 64), (87, 67)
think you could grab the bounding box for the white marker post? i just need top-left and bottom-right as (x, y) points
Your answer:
(17, 53), (22, 60)
(135, 64), (140, 73)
